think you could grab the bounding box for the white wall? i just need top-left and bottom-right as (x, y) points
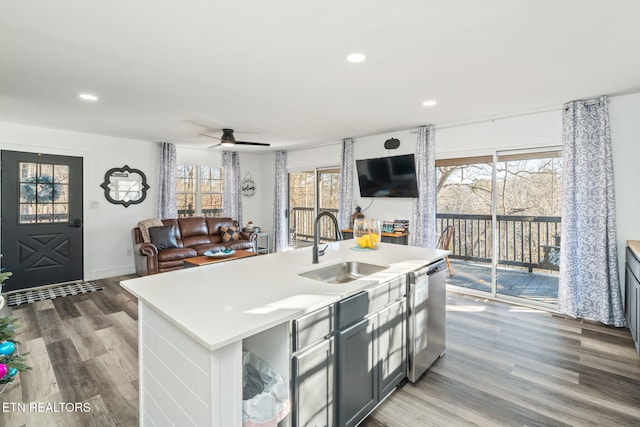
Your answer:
(0, 121), (159, 280)
(610, 93), (640, 278)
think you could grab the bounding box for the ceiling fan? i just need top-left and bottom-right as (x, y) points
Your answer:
(200, 128), (270, 148)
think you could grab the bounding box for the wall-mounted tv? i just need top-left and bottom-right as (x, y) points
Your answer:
(356, 153), (419, 198)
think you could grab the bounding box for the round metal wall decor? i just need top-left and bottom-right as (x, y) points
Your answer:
(241, 172), (256, 197)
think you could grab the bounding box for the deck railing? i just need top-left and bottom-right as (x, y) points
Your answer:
(436, 213), (561, 272)
(290, 207), (340, 242)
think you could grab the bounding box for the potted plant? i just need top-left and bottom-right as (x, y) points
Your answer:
(0, 266), (31, 392)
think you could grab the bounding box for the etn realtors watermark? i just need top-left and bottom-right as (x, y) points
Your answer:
(2, 402), (91, 413)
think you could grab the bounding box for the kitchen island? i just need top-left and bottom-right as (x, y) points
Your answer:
(121, 240), (448, 427)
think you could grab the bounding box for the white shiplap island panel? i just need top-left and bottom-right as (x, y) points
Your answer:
(121, 240), (448, 427)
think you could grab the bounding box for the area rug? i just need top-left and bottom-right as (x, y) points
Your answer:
(7, 282), (103, 307)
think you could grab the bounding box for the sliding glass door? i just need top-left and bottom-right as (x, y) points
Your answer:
(288, 167), (340, 248)
(436, 148), (562, 307)
(494, 150), (562, 304)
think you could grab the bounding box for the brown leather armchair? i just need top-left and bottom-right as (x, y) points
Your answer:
(132, 217), (256, 276)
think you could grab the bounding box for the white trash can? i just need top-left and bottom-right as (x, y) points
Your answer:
(242, 351), (291, 427)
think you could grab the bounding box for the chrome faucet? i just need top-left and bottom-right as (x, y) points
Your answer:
(312, 211), (343, 264)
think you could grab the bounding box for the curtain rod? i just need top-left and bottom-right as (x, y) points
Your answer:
(411, 91), (638, 133)
(287, 91), (636, 148)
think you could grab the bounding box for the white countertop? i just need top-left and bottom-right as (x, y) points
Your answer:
(628, 240), (640, 260)
(121, 240), (448, 351)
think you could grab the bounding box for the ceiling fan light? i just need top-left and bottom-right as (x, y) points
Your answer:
(221, 128), (236, 142)
(221, 141), (235, 147)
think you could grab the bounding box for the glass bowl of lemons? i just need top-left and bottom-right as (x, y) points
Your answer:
(354, 219), (381, 250)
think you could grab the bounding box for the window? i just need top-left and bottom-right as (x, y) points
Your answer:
(177, 165), (224, 217)
(19, 162), (69, 223)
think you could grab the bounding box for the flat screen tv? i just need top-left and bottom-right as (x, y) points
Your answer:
(356, 153), (419, 198)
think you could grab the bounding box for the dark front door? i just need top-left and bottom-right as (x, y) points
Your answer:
(1, 151), (83, 292)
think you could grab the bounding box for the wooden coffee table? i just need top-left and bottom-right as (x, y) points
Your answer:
(183, 249), (257, 268)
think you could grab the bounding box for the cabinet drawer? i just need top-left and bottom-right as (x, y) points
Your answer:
(388, 275), (406, 301)
(368, 281), (391, 314)
(627, 248), (640, 281)
(292, 305), (334, 352)
(338, 291), (370, 329)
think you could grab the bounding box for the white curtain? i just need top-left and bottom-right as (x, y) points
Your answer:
(559, 96), (626, 327)
(338, 138), (354, 230)
(222, 151), (242, 226)
(157, 142), (177, 218)
(411, 125), (437, 247)
(273, 151), (288, 252)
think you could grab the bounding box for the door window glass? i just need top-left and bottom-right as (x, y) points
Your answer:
(18, 162), (69, 223)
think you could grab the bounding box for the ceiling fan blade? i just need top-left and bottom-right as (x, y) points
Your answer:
(207, 143), (222, 148)
(200, 133), (220, 140)
(235, 141), (271, 147)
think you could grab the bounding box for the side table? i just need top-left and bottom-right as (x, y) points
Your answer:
(254, 232), (270, 254)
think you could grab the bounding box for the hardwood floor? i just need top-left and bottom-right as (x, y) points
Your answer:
(1, 276), (639, 426)
(0, 275), (139, 427)
(362, 292), (640, 427)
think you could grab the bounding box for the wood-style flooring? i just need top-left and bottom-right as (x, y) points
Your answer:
(1, 275), (639, 426)
(0, 275), (139, 427)
(362, 293), (640, 427)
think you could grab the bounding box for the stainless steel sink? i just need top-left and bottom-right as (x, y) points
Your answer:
(299, 261), (388, 284)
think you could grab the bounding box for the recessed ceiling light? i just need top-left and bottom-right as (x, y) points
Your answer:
(422, 100), (437, 107)
(79, 93), (98, 102)
(347, 53), (366, 63)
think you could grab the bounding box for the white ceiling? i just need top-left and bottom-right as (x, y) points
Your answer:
(1, 1), (639, 151)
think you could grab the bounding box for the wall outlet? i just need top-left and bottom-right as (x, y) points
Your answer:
(126, 249), (132, 256)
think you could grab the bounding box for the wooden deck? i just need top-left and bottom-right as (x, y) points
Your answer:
(446, 259), (559, 304)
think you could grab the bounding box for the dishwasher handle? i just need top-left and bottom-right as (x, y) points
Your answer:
(411, 259), (446, 280)
(426, 260), (447, 275)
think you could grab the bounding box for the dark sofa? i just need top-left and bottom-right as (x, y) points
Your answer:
(132, 217), (255, 276)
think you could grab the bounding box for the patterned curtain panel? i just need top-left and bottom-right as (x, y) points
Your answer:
(338, 138), (354, 230)
(411, 125), (437, 247)
(157, 142), (177, 219)
(273, 151), (288, 252)
(222, 151), (243, 226)
(559, 96), (626, 327)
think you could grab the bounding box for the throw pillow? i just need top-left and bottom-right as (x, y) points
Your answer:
(149, 225), (178, 250)
(138, 218), (164, 243)
(221, 225), (240, 242)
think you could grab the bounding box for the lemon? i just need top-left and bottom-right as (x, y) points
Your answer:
(356, 234), (372, 249)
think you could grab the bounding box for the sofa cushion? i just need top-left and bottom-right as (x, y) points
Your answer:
(149, 225), (179, 250)
(138, 218), (164, 243)
(221, 225), (240, 242)
(179, 217), (208, 238)
(224, 240), (254, 251)
(157, 247), (197, 262)
(191, 243), (226, 256)
(206, 217), (235, 236)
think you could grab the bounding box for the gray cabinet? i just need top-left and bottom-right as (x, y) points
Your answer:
(378, 299), (406, 398)
(292, 338), (335, 427)
(336, 276), (407, 427)
(337, 316), (377, 427)
(626, 247), (640, 355)
(292, 305), (335, 427)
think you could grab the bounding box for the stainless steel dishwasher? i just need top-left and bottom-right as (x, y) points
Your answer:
(407, 259), (447, 383)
